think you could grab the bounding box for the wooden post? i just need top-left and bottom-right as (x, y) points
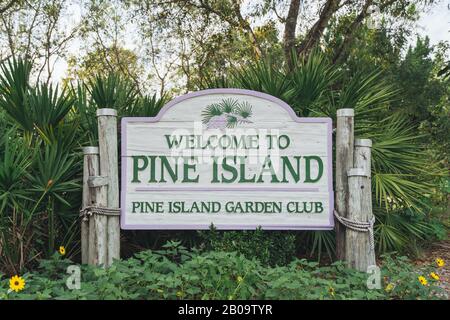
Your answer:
(335, 109), (354, 260)
(346, 168), (374, 271)
(82, 147), (98, 264)
(97, 108), (120, 266)
(353, 138), (376, 269)
(354, 139), (372, 177)
(84, 149), (108, 266)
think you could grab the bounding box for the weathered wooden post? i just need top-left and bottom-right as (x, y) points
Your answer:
(83, 148), (108, 266)
(97, 108), (120, 266)
(346, 168), (375, 271)
(354, 139), (372, 177)
(81, 147), (98, 264)
(352, 138), (376, 269)
(335, 109), (354, 260)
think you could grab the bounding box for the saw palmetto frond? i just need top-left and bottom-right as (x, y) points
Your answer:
(201, 103), (223, 124)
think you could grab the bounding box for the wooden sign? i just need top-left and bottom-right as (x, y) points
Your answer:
(121, 89), (333, 230)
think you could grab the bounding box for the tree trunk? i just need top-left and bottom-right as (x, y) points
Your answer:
(335, 108), (354, 260)
(283, 0), (301, 70)
(297, 0), (341, 59)
(332, 0), (373, 64)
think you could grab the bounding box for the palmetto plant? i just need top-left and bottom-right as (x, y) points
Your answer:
(288, 51), (340, 116)
(0, 58), (74, 138)
(127, 93), (169, 117)
(0, 58), (32, 131)
(0, 58), (82, 272)
(0, 59), (173, 272)
(0, 130), (33, 212)
(87, 73), (138, 112)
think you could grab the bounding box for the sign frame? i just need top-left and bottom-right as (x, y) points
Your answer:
(120, 88), (334, 230)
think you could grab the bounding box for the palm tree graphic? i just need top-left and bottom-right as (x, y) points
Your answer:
(201, 98), (253, 129)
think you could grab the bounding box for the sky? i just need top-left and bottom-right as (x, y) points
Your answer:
(416, 0), (450, 46)
(51, 0), (450, 84)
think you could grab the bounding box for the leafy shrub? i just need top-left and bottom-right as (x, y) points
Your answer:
(0, 244), (445, 300)
(198, 227), (296, 266)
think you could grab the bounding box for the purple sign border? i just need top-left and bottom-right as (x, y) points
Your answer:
(120, 88), (334, 230)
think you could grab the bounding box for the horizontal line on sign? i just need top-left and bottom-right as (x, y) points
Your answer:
(134, 187), (320, 192)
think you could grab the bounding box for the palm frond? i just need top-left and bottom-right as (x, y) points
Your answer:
(201, 103), (224, 124)
(288, 50), (340, 116)
(231, 59), (292, 101)
(218, 98), (239, 114)
(369, 115), (445, 212)
(87, 73), (138, 113)
(226, 115), (238, 128)
(0, 57), (33, 131)
(235, 101), (253, 119)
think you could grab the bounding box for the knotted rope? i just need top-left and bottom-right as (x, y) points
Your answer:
(80, 206), (120, 221)
(334, 209), (375, 253)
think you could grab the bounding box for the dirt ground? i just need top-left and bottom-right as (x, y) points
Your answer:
(415, 239), (450, 299)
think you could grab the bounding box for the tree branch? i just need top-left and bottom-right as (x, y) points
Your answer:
(230, 1), (262, 58)
(283, 0), (301, 70)
(0, 0), (17, 14)
(332, 0), (398, 64)
(332, 0), (373, 64)
(296, 0), (341, 59)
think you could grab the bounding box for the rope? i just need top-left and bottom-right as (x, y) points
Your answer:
(334, 209), (375, 253)
(80, 206), (120, 221)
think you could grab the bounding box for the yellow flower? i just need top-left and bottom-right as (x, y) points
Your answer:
(328, 286), (335, 297)
(385, 283), (395, 292)
(430, 272), (440, 281)
(176, 291), (183, 297)
(237, 276), (243, 283)
(436, 258), (445, 268)
(9, 275), (25, 293)
(59, 246), (66, 256)
(418, 276), (428, 286)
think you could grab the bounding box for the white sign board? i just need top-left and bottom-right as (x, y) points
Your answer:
(121, 89), (334, 230)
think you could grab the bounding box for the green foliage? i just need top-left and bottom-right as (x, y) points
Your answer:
(0, 58), (74, 135)
(0, 58), (82, 274)
(0, 245), (445, 300)
(0, 132), (33, 211)
(231, 59), (291, 102)
(380, 253), (445, 300)
(198, 227), (296, 267)
(0, 57), (172, 274)
(0, 58), (32, 131)
(298, 230), (336, 262)
(87, 73), (137, 112)
(374, 207), (445, 254)
(288, 51), (339, 116)
(370, 115), (443, 212)
(127, 94), (169, 117)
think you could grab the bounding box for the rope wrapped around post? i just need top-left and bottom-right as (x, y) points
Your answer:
(333, 209), (375, 253)
(80, 206), (121, 222)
